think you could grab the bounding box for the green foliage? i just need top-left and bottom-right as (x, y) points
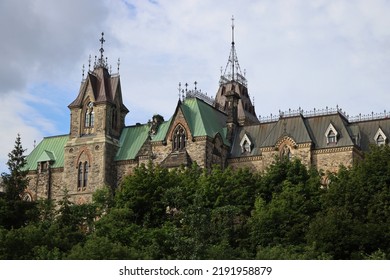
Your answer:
(2, 148), (390, 260)
(1, 134), (29, 201)
(0, 134), (38, 230)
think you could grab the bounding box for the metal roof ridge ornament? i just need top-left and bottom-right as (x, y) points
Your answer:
(96, 32), (107, 68)
(260, 106), (390, 123)
(179, 81), (215, 106)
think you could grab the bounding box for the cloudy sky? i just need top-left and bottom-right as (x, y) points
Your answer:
(1, 0), (390, 172)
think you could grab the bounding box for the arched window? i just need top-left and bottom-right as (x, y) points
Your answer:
(377, 134), (385, 146)
(374, 128), (387, 146)
(84, 102), (94, 128)
(83, 162), (88, 188)
(77, 161), (89, 191)
(325, 123), (338, 145)
(281, 145), (291, 160)
(77, 162), (83, 190)
(85, 111), (90, 127)
(240, 134), (252, 154)
(243, 140), (250, 153)
(173, 125), (186, 151)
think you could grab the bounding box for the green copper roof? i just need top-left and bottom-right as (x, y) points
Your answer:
(180, 98), (229, 145)
(151, 118), (172, 142)
(24, 135), (69, 171)
(115, 97), (229, 162)
(115, 124), (150, 161)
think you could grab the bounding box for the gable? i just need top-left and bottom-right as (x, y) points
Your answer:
(166, 104), (193, 142)
(374, 127), (387, 143)
(24, 135), (69, 171)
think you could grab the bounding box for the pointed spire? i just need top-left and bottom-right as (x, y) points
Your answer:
(231, 15), (235, 80)
(220, 16), (247, 87)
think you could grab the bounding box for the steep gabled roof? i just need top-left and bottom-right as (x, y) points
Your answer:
(151, 118), (172, 142)
(115, 124), (150, 161)
(230, 122), (275, 157)
(261, 115), (312, 147)
(115, 97), (229, 162)
(304, 113), (354, 148)
(180, 97), (229, 145)
(356, 118), (390, 151)
(68, 67), (125, 108)
(24, 135), (69, 171)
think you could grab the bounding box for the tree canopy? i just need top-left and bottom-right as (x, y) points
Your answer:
(1, 139), (390, 259)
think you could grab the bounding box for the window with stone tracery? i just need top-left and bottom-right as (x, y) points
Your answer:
(84, 102), (94, 128)
(173, 125), (186, 151)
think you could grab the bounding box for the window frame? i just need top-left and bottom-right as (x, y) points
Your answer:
(172, 125), (187, 151)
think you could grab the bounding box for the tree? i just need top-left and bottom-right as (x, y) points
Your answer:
(1, 134), (29, 201)
(0, 134), (37, 229)
(307, 145), (390, 259)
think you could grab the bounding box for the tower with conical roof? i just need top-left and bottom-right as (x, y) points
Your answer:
(214, 16), (258, 126)
(63, 33), (129, 203)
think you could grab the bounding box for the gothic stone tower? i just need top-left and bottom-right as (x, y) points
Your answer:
(214, 16), (258, 126)
(63, 33), (128, 204)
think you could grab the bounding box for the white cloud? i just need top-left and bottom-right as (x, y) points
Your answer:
(2, 0), (390, 172)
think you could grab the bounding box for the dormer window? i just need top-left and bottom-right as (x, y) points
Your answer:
(240, 133), (252, 154)
(374, 128), (387, 146)
(325, 123), (338, 145)
(328, 130), (337, 143)
(377, 135), (385, 145)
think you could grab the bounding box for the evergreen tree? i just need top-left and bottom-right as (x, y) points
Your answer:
(1, 134), (29, 201)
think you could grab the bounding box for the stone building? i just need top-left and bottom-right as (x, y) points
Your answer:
(23, 31), (390, 203)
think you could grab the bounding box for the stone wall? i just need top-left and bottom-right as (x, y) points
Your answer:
(26, 168), (64, 201)
(116, 160), (138, 185)
(62, 135), (119, 203)
(312, 147), (355, 173)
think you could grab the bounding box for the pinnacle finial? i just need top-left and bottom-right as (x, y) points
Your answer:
(95, 32), (108, 68)
(99, 32), (105, 61)
(231, 15), (235, 45)
(88, 55), (92, 71)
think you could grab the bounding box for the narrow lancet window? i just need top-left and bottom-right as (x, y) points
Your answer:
(77, 162), (82, 190)
(83, 162), (88, 188)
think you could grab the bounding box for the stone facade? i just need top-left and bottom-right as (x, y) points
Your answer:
(23, 34), (390, 204)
